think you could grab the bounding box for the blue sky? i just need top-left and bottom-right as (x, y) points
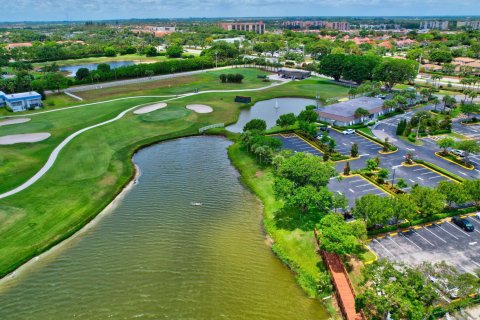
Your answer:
(1, 0), (479, 22)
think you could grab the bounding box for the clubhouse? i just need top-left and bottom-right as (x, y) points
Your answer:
(316, 97), (389, 126)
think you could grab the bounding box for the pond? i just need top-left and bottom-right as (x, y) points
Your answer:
(0, 136), (328, 320)
(226, 98), (318, 133)
(60, 61), (136, 77)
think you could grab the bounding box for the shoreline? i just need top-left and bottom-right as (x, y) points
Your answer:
(0, 163), (141, 289)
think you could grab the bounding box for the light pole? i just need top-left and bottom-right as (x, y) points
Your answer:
(391, 165), (399, 186)
(415, 114), (426, 140)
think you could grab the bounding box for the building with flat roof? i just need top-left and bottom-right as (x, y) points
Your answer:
(316, 97), (388, 126)
(420, 21), (449, 30)
(278, 68), (311, 80)
(0, 91), (42, 112)
(457, 21), (480, 30)
(218, 21), (265, 34)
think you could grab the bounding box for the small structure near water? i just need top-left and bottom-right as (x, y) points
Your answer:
(278, 68), (311, 80)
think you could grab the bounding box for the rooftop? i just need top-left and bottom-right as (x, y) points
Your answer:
(316, 97), (384, 122)
(0, 91), (41, 100)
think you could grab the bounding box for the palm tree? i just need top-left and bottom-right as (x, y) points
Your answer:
(431, 96), (440, 111)
(468, 91), (478, 103)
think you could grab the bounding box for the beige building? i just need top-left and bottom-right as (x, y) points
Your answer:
(457, 21), (480, 30)
(218, 21), (265, 34)
(420, 21), (449, 30)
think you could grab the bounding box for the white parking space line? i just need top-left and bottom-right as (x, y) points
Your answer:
(349, 188), (354, 193)
(363, 188), (380, 192)
(458, 171), (468, 176)
(387, 236), (409, 254)
(413, 168), (425, 172)
(413, 230), (435, 247)
(437, 224), (459, 240)
(428, 176), (443, 180)
(447, 221), (471, 237)
(373, 239), (395, 258)
(400, 232), (422, 250)
(424, 227), (447, 243)
(418, 177), (424, 181)
(409, 179), (415, 183)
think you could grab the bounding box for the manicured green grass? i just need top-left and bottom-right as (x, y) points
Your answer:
(0, 75), (349, 281)
(356, 127), (374, 136)
(32, 54), (169, 68)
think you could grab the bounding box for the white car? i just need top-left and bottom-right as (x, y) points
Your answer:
(451, 149), (466, 157)
(475, 212), (480, 220)
(342, 129), (355, 135)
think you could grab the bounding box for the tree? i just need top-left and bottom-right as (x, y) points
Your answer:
(342, 54), (382, 84)
(75, 67), (90, 81)
(455, 140), (480, 166)
(436, 181), (469, 207)
(297, 109), (318, 123)
(316, 214), (366, 255)
(396, 119), (407, 136)
(276, 113), (296, 129)
(410, 186), (445, 218)
(373, 58), (418, 91)
(219, 74), (227, 83)
(353, 194), (393, 228)
(104, 47), (116, 57)
(43, 72), (68, 92)
(243, 119), (267, 132)
(276, 152), (337, 188)
(354, 107), (370, 121)
(356, 260), (438, 320)
(377, 168), (389, 184)
(437, 136), (456, 155)
(166, 45), (183, 58)
(391, 194), (418, 223)
(431, 96), (440, 111)
(429, 49), (453, 64)
(97, 63), (111, 73)
(464, 179), (480, 207)
(365, 158), (379, 171)
(144, 46), (158, 57)
(318, 54), (346, 81)
(461, 103), (480, 120)
(350, 143), (359, 157)
(274, 182), (334, 213)
(442, 95), (456, 112)
(298, 121), (317, 139)
(332, 193), (348, 213)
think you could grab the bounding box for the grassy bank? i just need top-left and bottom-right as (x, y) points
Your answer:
(32, 54), (169, 68)
(227, 142), (331, 298)
(0, 75), (349, 281)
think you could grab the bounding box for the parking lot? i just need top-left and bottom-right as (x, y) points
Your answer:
(393, 164), (451, 189)
(453, 122), (480, 140)
(328, 175), (390, 208)
(328, 129), (383, 157)
(368, 214), (480, 275)
(272, 133), (322, 157)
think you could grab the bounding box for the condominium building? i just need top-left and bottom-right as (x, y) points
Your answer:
(282, 20), (349, 31)
(218, 21), (265, 34)
(419, 21), (449, 30)
(324, 22), (350, 31)
(457, 21), (480, 30)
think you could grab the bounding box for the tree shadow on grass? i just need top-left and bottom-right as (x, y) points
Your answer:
(273, 207), (323, 232)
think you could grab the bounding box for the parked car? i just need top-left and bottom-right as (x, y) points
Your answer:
(451, 149), (466, 157)
(342, 129), (355, 135)
(475, 212), (480, 220)
(319, 126), (330, 133)
(452, 216), (474, 232)
(375, 94), (387, 100)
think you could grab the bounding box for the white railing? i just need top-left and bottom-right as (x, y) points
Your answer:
(199, 123), (224, 133)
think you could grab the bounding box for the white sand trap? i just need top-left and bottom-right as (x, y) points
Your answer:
(0, 133), (51, 145)
(186, 104), (213, 114)
(134, 103), (168, 115)
(0, 118), (31, 127)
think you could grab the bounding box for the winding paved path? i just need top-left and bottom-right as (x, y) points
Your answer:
(0, 79), (291, 199)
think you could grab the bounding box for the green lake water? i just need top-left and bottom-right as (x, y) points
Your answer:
(0, 136), (328, 319)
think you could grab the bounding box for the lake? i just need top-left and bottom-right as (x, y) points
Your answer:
(0, 137), (327, 319)
(60, 61), (135, 77)
(226, 98), (318, 133)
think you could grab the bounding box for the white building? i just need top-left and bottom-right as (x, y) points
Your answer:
(420, 21), (449, 30)
(0, 91), (42, 112)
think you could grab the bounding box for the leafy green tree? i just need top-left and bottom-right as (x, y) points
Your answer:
(75, 67), (91, 81)
(219, 74), (227, 83)
(391, 194), (418, 223)
(43, 72), (68, 92)
(243, 119), (267, 132)
(436, 181), (469, 207)
(97, 63), (111, 73)
(104, 47), (116, 57)
(461, 103), (480, 120)
(276, 152), (337, 188)
(410, 186), (445, 218)
(373, 58), (418, 91)
(353, 194), (393, 228)
(316, 214), (366, 255)
(429, 49), (453, 64)
(350, 143), (359, 157)
(464, 179), (480, 207)
(342, 54), (382, 84)
(354, 107), (370, 120)
(274, 182), (334, 213)
(332, 193), (348, 213)
(356, 260), (438, 320)
(365, 158), (379, 171)
(318, 54), (346, 81)
(144, 46), (158, 57)
(437, 136), (456, 155)
(166, 45), (183, 58)
(298, 121), (317, 139)
(377, 168), (389, 184)
(455, 140), (480, 166)
(297, 109), (318, 123)
(396, 119), (407, 136)
(276, 113), (296, 129)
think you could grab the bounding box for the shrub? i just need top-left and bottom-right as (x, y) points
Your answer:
(408, 132), (416, 142)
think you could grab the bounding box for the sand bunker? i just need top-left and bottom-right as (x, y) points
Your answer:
(0, 133), (51, 145)
(186, 104), (213, 114)
(0, 118), (31, 127)
(134, 103), (168, 115)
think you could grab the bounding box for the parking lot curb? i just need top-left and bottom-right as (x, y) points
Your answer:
(460, 121), (480, 126)
(358, 174), (397, 197)
(379, 149), (398, 155)
(434, 151), (474, 171)
(401, 162), (460, 184)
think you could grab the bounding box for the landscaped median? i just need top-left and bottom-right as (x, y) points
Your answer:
(434, 151), (475, 170)
(411, 159), (466, 183)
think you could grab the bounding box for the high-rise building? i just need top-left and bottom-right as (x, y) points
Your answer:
(457, 21), (480, 30)
(281, 20), (349, 31)
(218, 21), (265, 34)
(419, 21), (449, 30)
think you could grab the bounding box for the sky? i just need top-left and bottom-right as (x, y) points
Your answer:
(0, 0), (479, 22)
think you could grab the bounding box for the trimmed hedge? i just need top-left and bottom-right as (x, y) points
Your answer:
(355, 129), (397, 151)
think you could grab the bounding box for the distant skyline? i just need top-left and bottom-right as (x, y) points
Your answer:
(1, 0), (480, 22)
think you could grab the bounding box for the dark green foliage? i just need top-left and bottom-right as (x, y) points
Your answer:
(75, 67), (90, 81)
(297, 109), (318, 123)
(243, 119), (267, 132)
(318, 54), (346, 81)
(276, 113), (297, 129)
(166, 45), (183, 58)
